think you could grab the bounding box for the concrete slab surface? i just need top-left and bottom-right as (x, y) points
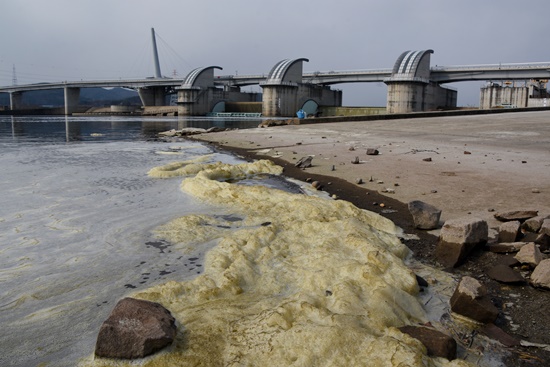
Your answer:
(193, 110), (550, 230)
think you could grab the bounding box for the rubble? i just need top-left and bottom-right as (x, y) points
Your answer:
(408, 200), (442, 230)
(436, 217), (488, 268)
(450, 276), (499, 324)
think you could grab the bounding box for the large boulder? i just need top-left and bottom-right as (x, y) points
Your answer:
(95, 298), (177, 359)
(497, 220), (520, 243)
(450, 277), (498, 323)
(408, 200), (442, 230)
(531, 259), (550, 289)
(436, 217), (488, 268)
(399, 325), (456, 360)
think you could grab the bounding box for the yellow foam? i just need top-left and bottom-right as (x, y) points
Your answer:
(82, 160), (473, 367)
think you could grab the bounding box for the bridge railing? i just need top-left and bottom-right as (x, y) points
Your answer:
(431, 62), (550, 72)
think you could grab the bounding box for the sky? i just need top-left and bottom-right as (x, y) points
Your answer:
(1, 0), (549, 106)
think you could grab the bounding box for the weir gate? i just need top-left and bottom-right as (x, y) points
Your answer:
(2, 49), (550, 117)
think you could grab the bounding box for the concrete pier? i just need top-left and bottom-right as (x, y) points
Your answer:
(63, 87), (80, 115)
(138, 87), (167, 106)
(9, 92), (22, 111)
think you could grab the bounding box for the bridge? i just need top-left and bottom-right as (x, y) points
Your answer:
(2, 39), (550, 116)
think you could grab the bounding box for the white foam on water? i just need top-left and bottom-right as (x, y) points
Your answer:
(0, 140), (240, 367)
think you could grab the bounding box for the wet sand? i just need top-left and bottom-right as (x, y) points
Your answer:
(191, 110), (550, 234)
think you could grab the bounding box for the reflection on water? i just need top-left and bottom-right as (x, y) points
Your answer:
(0, 115), (263, 143)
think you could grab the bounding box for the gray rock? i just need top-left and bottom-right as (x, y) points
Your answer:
(295, 156), (313, 168)
(494, 210), (538, 222)
(531, 258), (550, 289)
(399, 325), (456, 360)
(486, 264), (525, 284)
(408, 200), (442, 230)
(514, 243), (543, 268)
(436, 217), (488, 268)
(498, 220), (520, 243)
(366, 148), (379, 156)
(95, 298), (176, 359)
(450, 277), (498, 323)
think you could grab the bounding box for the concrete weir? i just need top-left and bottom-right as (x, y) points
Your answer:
(385, 50), (457, 113)
(261, 58), (341, 117)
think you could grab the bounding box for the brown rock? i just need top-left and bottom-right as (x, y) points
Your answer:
(436, 217), (488, 268)
(408, 200), (442, 230)
(531, 258), (550, 289)
(498, 221), (520, 243)
(494, 210), (538, 222)
(496, 255), (520, 267)
(450, 277), (498, 323)
(366, 148), (379, 156)
(486, 264), (525, 284)
(95, 298), (176, 359)
(515, 243), (543, 268)
(399, 325), (457, 360)
(535, 233), (550, 252)
(480, 323), (521, 347)
(521, 216), (546, 233)
(486, 242), (529, 253)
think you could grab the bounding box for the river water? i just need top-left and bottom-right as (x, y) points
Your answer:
(0, 115), (263, 366)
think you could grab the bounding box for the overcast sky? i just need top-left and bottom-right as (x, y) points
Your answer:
(1, 0), (549, 106)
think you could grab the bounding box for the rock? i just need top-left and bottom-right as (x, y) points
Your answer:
(450, 277), (499, 323)
(399, 325), (456, 360)
(415, 275), (429, 288)
(351, 156), (360, 164)
(498, 220), (520, 243)
(496, 255), (520, 267)
(531, 258), (550, 289)
(535, 233), (550, 252)
(480, 324), (521, 347)
(295, 156), (313, 168)
(514, 243), (543, 268)
(436, 217), (488, 268)
(541, 218), (550, 236)
(311, 181), (322, 190)
(366, 148), (379, 156)
(521, 216), (546, 233)
(355, 178), (363, 184)
(408, 200), (442, 230)
(422, 157), (432, 162)
(486, 242), (529, 253)
(158, 129), (178, 137)
(486, 264), (525, 284)
(95, 298), (176, 359)
(206, 126), (226, 133)
(494, 210), (538, 222)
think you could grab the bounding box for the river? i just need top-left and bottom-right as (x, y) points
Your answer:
(0, 115), (263, 366)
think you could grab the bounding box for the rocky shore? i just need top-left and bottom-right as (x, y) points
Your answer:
(175, 111), (549, 366)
